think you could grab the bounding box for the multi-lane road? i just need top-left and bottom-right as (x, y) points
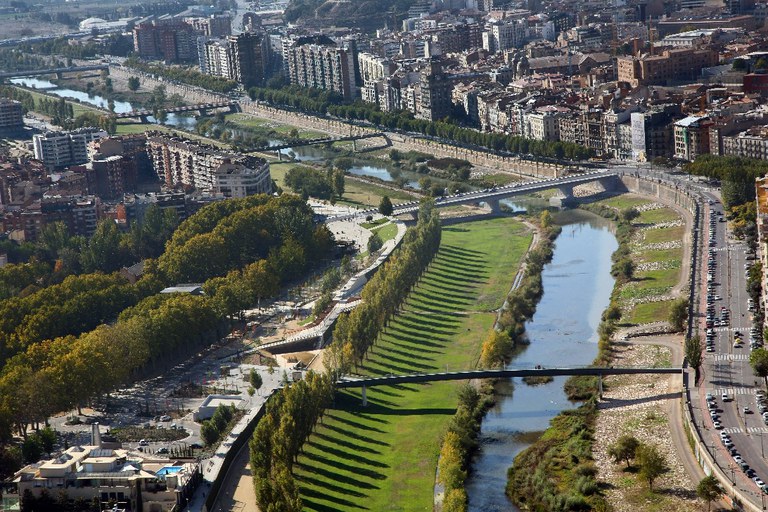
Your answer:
(696, 190), (768, 507)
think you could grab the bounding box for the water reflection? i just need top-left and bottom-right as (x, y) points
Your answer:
(10, 77), (197, 129)
(465, 210), (617, 512)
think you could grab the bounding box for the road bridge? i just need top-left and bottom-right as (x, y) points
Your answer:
(331, 170), (620, 221)
(113, 101), (241, 122)
(337, 366), (682, 405)
(0, 65), (108, 80)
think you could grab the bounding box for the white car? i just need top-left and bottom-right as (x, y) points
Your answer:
(713, 421), (723, 429)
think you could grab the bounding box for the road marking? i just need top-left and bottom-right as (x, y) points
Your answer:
(713, 354), (751, 362)
(746, 427), (768, 434)
(723, 427), (743, 434)
(712, 387), (754, 396)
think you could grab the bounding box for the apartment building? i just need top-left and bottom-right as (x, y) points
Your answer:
(286, 36), (357, 99)
(0, 98), (23, 133)
(674, 115), (713, 161)
(722, 127), (768, 160)
(133, 17), (199, 62)
(418, 59), (453, 121)
(617, 48), (719, 87)
(185, 14), (231, 37)
(146, 133), (271, 195)
(33, 128), (107, 169)
(3, 195), (101, 241)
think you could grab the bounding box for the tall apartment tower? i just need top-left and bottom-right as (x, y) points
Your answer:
(286, 36), (357, 99)
(228, 32), (269, 88)
(418, 59), (452, 122)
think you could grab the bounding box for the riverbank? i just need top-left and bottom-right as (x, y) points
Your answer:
(293, 217), (532, 511)
(505, 192), (699, 512)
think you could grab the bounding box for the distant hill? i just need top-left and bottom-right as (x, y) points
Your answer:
(284, 0), (423, 30)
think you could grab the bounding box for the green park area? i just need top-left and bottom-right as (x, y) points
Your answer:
(294, 217), (532, 511)
(225, 112), (326, 139)
(591, 196), (685, 325)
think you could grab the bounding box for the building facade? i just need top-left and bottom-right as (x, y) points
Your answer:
(286, 36), (357, 99)
(33, 128), (107, 169)
(146, 133), (271, 195)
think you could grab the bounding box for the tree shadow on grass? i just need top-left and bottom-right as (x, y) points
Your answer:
(313, 431), (383, 455)
(362, 401), (456, 416)
(321, 422), (390, 447)
(411, 291), (474, 308)
(297, 474), (369, 498)
(426, 273), (485, 287)
(369, 353), (435, 372)
(375, 345), (435, 362)
(440, 243), (484, 256)
(363, 360), (430, 376)
(325, 412), (387, 433)
(414, 286), (475, 302)
(434, 255), (488, 272)
(307, 439), (390, 468)
(385, 339), (443, 354)
(301, 450), (388, 479)
(300, 489), (371, 510)
(298, 461), (382, 490)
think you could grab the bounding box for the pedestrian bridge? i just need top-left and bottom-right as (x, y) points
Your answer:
(392, 169), (619, 214)
(0, 65), (108, 80)
(337, 366), (681, 388)
(337, 366), (682, 405)
(330, 169), (620, 220)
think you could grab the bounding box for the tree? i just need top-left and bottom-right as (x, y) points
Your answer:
(750, 348), (768, 388)
(367, 232), (383, 253)
(685, 336), (702, 384)
(696, 475), (723, 511)
(607, 435), (640, 467)
(249, 369), (263, 395)
(127, 76), (140, 91)
(636, 443), (668, 490)
(379, 195), (394, 216)
(200, 421), (218, 446)
(669, 298), (689, 332)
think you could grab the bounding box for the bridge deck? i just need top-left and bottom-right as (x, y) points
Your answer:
(336, 366), (681, 388)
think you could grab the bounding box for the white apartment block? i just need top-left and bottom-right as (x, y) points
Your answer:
(146, 133), (272, 195)
(33, 128), (107, 169)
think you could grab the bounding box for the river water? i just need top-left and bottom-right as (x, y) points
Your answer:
(10, 77), (197, 129)
(465, 208), (617, 512)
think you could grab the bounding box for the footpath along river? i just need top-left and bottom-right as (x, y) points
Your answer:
(465, 208), (618, 511)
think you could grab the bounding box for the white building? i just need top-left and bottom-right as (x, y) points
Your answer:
(214, 161), (273, 198)
(33, 128), (107, 169)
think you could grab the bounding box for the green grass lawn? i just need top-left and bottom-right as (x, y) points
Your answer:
(340, 180), (414, 207)
(638, 248), (682, 266)
(632, 267), (679, 293)
(362, 218), (389, 229)
(598, 195), (652, 211)
(225, 112), (326, 139)
(372, 223), (398, 243)
(635, 207), (680, 225)
(642, 226), (685, 245)
(295, 217), (532, 512)
(629, 299), (677, 325)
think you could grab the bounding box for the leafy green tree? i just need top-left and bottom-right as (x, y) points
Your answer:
(21, 434), (43, 463)
(379, 195), (394, 216)
(249, 369), (263, 395)
(696, 475), (723, 511)
(669, 298), (689, 332)
(607, 435), (640, 467)
(37, 426), (56, 455)
(127, 76), (140, 91)
(750, 348), (768, 388)
(367, 232), (383, 253)
(200, 421), (218, 446)
(636, 443), (668, 490)
(685, 336), (702, 384)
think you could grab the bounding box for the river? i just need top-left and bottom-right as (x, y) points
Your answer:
(9, 77), (197, 129)
(465, 208), (618, 512)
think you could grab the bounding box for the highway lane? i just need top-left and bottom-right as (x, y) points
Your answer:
(699, 191), (768, 507)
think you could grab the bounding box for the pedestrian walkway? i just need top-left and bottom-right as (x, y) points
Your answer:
(184, 366), (284, 512)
